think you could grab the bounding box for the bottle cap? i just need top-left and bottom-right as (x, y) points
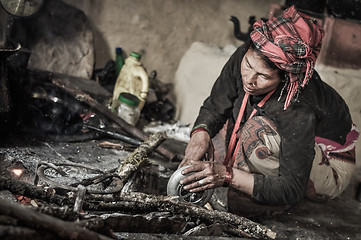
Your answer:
(118, 92), (140, 106)
(116, 47), (123, 54)
(130, 52), (141, 60)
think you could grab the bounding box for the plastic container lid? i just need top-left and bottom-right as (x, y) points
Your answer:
(118, 92), (140, 106)
(130, 52), (141, 60)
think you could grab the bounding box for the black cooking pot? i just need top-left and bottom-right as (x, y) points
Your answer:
(27, 87), (83, 135)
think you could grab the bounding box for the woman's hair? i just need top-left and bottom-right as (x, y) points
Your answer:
(248, 40), (286, 81)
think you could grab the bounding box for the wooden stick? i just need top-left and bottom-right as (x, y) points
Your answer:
(115, 132), (167, 187)
(0, 176), (71, 206)
(84, 192), (276, 239)
(37, 204), (78, 221)
(0, 199), (114, 240)
(73, 185), (86, 214)
(51, 77), (176, 161)
(0, 225), (42, 239)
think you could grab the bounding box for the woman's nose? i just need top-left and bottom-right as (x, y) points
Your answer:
(244, 72), (257, 86)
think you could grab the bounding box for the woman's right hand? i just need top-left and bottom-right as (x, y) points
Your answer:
(178, 130), (214, 168)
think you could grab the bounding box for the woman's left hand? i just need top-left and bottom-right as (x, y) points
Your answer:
(179, 160), (226, 192)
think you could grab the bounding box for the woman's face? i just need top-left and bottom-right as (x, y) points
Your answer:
(241, 48), (282, 96)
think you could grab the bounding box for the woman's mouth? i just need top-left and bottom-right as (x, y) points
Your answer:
(244, 85), (257, 94)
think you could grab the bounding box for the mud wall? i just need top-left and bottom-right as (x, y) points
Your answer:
(63, 0), (282, 95)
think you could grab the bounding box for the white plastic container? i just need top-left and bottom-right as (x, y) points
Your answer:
(117, 92), (140, 126)
(112, 52), (148, 112)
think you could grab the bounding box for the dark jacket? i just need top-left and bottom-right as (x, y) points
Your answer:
(193, 44), (353, 205)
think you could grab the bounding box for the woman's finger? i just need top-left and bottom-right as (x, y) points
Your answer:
(188, 182), (214, 193)
(178, 158), (191, 168)
(182, 177), (205, 190)
(180, 170), (204, 185)
(181, 161), (205, 175)
(198, 179), (205, 185)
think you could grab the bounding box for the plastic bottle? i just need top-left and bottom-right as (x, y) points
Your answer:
(111, 52), (149, 112)
(117, 92), (140, 126)
(115, 47), (124, 78)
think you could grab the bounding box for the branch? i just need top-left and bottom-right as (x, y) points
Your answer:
(115, 132), (167, 187)
(84, 192), (276, 239)
(0, 176), (71, 206)
(0, 199), (114, 240)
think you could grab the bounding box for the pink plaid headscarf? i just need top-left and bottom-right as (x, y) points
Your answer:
(250, 6), (324, 110)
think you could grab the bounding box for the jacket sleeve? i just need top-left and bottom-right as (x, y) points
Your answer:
(193, 45), (247, 137)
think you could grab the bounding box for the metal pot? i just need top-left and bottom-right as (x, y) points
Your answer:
(167, 165), (213, 206)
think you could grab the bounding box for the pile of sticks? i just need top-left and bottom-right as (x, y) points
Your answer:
(0, 132), (276, 239)
(0, 179), (276, 239)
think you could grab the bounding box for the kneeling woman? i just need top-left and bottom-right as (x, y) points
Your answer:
(178, 6), (359, 216)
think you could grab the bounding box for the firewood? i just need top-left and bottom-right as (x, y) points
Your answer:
(73, 185), (86, 214)
(37, 205), (77, 221)
(83, 192), (276, 239)
(98, 141), (135, 150)
(70, 168), (117, 188)
(0, 176), (71, 206)
(51, 77), (176, 161)
(0, 176), (276, 238)
(0, 225), (51, 240)
(115, 131), (167, 190)
(0, 199), (115, 240)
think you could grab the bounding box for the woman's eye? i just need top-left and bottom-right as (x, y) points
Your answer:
(259, 74), (268, 80)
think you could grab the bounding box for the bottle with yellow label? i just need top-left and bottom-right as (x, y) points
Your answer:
(111, 52), (148, 112)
